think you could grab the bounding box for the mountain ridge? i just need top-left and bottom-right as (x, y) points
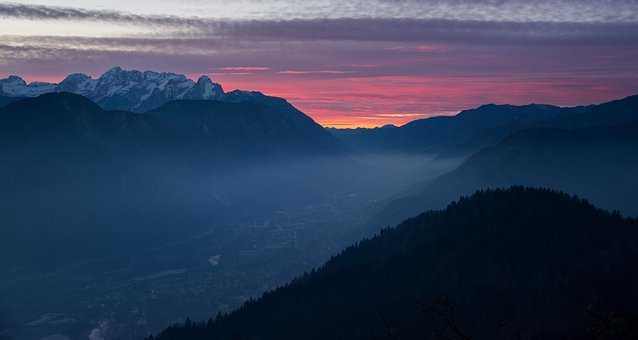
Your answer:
(330, 94), (638, 156)
(0, 91), (344, 160)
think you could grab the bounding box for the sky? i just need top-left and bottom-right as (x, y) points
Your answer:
(1, 1), (637, 127)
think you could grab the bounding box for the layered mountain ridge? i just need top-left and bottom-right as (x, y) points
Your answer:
(331, 94), (638, 157)
(371, 120), (638, 234)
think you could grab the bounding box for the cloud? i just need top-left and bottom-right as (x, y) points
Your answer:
(219, 66), (271, 71)
(278, 70), (355, 75)
(0, 2), (198, 27)
(221, 19), (638, 45)
(2, 1), (638, 23)
(374, 113), (428, 118)
(1, 3), (638, 46)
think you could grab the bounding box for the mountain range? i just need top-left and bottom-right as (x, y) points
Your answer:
(3, 69), (637, 220)
(4, 68), (637, 161)
(3, 72), (638, 225)
(0, 67), (224, 112)
(150, 187), (638, 340)
(331, 94), (638, 157)
(0, 91), (342, 161)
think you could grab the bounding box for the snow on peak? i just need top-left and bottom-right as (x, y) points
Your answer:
(184, 75), (224, 100)
(197, 75), (212, 84)
(58, 73), (95, 95)
(0, 75), (56, 97)
(103, 66), (123, 77)
(6, 75), (26, 86)
(1, 67), (228, 112)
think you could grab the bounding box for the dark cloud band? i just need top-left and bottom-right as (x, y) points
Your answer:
(1, 2), (638, 45)
(0, 2), (200, 27)
(214, 19), (638, 45)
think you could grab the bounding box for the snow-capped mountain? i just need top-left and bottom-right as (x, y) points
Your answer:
(0, 67), (226, 112)
(0, 75), (56, 97)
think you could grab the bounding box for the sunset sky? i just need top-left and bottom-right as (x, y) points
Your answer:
(1, 1), (637, 127)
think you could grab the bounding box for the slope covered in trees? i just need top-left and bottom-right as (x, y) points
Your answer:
(150, 187), (638, 340)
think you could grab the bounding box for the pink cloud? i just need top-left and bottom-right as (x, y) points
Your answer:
(218, 67), (271, 72)
(278, 70), (355, 75)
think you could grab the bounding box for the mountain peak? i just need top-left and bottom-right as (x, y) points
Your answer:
(223, 89), (266, 103)
(197, 75), (212, 83)
(62, 73), (92, 82)
(103, 66), (123, 76)
(184, 75), (224, 100)
(58, 73), (93, 93)
(5, 75), (27, 86)
(0, 75), (54, 97)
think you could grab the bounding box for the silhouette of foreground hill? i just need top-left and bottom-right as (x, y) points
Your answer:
(149, 187), (638, 340)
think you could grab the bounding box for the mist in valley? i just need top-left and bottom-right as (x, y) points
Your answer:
(0, 150), (460, 340)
